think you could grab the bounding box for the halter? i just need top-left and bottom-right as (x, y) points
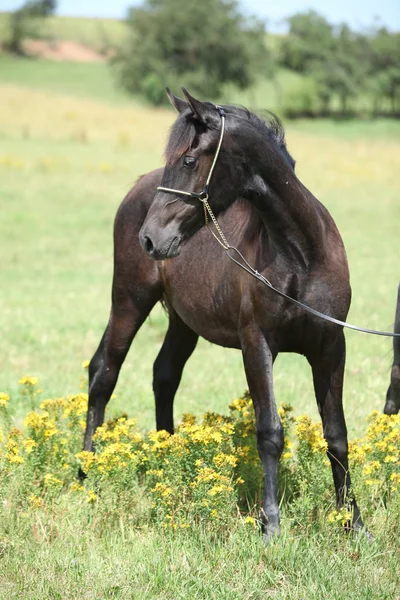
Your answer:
(154, 105), (400, 339)
(157, 105), (226, 203)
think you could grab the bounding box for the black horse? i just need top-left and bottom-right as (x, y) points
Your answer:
(384, 284), (400, 415)
(83, 89), (365, 541)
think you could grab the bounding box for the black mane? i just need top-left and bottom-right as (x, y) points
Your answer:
(165, 103), (295, 171)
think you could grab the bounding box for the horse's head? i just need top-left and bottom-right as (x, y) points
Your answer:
(139, 88), (294, 260)
(139, 88), (248, 260)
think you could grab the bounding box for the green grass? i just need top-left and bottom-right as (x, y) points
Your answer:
(0, 12), (127, 52)
(0, 55), (134, 104)
(1, 510), (399, 600)
(0, 59), (399, 598)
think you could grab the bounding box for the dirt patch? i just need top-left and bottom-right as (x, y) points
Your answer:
(23, 39), (107, 62)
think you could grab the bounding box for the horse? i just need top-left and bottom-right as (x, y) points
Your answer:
(83, 88), (365, 542)
(383, 284), (400, 415)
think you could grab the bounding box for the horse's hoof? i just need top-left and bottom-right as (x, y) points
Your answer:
(78, 467), (87, 481)
(355, 527), (374, 543)
(262, 524), (280, 545)
(383, 400), (399, 415)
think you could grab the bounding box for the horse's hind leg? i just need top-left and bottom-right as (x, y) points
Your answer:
(83, 294), (159, 453)
(384, 284), (400, 415)
(153, 310), (198, 434)
(239, 324), (283, 543)
(310, 331), (365, 531)
(384, 367), (400, 415)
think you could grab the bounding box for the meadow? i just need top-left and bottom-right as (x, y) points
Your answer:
(0, 56), (399, 598)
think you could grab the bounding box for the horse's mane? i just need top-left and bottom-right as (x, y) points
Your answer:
(165, 103), (296, 171)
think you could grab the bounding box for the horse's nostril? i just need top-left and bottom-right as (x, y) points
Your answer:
(144, 235), (154, 255)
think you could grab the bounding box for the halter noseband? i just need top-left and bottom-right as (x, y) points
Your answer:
(156, 105), (226, 203)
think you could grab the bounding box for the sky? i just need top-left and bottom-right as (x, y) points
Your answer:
(1, 0), (399, 32)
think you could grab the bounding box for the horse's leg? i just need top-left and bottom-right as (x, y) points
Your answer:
(240, 324), (282, 543)
(384, 368), (400, 415)
(153, 310), (198, 434)
(384, 285), (400, 415)
(82, 296), (159, 454)
(310, 331), (364, 531)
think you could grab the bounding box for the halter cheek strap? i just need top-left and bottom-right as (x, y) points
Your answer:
(157, 106), (226, 203)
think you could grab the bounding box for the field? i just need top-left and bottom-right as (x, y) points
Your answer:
(0, 12), (127, 53)
(0, 55), (399, 598)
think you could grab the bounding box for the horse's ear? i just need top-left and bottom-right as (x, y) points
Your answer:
(181, 87), (217, 126)
(166, 88), (188, 114)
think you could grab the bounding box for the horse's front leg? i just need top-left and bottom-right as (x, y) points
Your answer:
(82, 292), (159, 456)
(240, 324), (283, 543)
(153, 310), (199, 434)
(310, 331), (365, 532)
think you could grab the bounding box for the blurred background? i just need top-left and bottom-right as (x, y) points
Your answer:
(0, 0), (399, 115)
(0, 0), (399, 435)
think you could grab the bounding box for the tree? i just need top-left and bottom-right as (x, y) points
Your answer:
(369, 28), (400, 114)
(318, 25), (369, 114)
(280, 11), (373, 116)
(113, 0), (270, 104)
(8, 0), (56, 54)
(279, 10), (334, 73)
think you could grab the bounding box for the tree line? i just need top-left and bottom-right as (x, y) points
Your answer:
(279, 11), (400, 118)
(5, 0), (399, 118)
(114, 0), (399, 118)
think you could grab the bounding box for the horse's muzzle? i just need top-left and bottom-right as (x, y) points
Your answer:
(139, 230), (181, 260)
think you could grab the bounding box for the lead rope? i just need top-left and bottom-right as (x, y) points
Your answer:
(200, 197), (400, 338)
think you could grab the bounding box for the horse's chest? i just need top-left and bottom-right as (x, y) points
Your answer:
(161, 260), (242, 348)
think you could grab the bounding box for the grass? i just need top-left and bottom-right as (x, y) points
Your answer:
(1, 515), (399, 599)
(0, 59), (399, 598)
(0, 12), (128, 52)
(0, 55), (134, 105)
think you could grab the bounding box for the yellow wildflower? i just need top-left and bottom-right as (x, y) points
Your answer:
(7, 454), (24, 465)
(19, 376), (39, 386)
(153, 483), (174, 499)
(29, 495), (44, 509)
(328, 508), (353, 525)
(383, 455), (398, 463)
(181, 413), (196, 426)
(76, 450), (96, 472)
(23, 438), (38, 453)
(363, 461), (381, 476)
(213, 453), (237, 468)
(365, 478), (382, 486)
(208, 484), (233, 496)
(44, 473), (62, 487)
(86, 490), (97, 504)
(0, 392), (10, 408)
(82, 360), (90, 370)
(70, 482), (84, 493)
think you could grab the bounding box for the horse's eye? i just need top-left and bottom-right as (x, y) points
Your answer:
(183, 156), (197, 168)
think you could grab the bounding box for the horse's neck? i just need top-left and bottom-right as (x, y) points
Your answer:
(246, 163), (330, 268)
